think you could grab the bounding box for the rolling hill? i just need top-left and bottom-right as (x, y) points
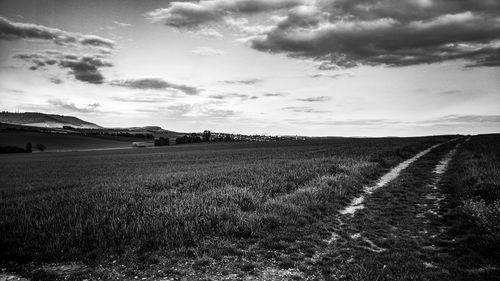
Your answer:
(0, 112), (102, 129)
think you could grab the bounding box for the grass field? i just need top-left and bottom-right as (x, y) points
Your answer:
(0, 131), (149, 151)
(3, 135), (498, 280)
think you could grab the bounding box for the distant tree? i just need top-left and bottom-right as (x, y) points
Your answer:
(154, 137), (169, 146)
(203, 130), (211, 142)
(25, 142), (32, 153)
(36, 144), (46, 152)
(188, 133), (200, 143)
(176, 135), (190, 144)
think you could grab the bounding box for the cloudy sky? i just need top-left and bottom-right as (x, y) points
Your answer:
(0, 0), (499, 136)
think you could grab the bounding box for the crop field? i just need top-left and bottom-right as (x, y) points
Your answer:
(1, 135), (499, 281)
(0, 131), (146, 151)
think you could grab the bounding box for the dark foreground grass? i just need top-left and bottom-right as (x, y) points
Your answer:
(305, 135), (499, 281)
(441, 134), (500, 276)
(446, 134), (500, 237)
(0, 137), (451, 273)
(306, 138), (464, 281)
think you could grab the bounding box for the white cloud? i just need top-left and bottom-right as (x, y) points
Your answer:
(193, 28), (224, 39)
(191, 46), (225, 56)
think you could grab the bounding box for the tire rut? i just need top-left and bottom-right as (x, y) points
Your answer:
(311, 138), (466, 280)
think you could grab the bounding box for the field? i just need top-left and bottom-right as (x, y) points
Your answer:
(0, 131), (150, 151)
(1, 135), (499, 280)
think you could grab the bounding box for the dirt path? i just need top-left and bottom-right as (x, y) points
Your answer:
(305, 137), (500, 280)
(339, 142), (444, 216)
(240, 139), (462, 281)
(237, 139), (465, 281)
(312, 137), (476, 280)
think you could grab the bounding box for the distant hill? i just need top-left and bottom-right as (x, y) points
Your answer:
(0, 112), (101, 129)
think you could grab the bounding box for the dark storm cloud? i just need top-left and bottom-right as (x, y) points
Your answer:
(58, 55), (112, 84)
(220, 78), (262, 85)
(13, 52), (113, 84)
(146, 0), (305, 27)
(319, 0), (500, 23)
(146, 0), (500, 67)
(297, 96), (330, 102)
(249, 1), (500, 68)
(109, 78), (200, 95)
(48, 99), (101, 113)
(0, 16), (115, 49)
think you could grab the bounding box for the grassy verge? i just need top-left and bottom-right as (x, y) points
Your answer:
(440, 134), (500, 277)
(447, 134), (500, 239)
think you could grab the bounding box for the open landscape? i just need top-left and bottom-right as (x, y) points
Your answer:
(1, 0), (499, 280)
(1, 133), (499, 280)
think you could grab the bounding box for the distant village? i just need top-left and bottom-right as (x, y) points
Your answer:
(171, 130), (305, 145)
(113, 130), (306, 147)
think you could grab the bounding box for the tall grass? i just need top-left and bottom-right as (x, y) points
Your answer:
(447, 134), (500, 244)
(0, 137), (450, 264)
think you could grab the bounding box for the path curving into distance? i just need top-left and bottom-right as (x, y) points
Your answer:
(308, 137), (485, 281)
(323, 138), (458, 249)
(339, 141), (453, 216)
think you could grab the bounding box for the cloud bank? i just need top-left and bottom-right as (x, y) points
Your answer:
(0, 16), (115, 49)
(14, 51), (113, 84)
(48, 99), (101, 113)
(249, 1), (500, 68)
(146, 0), (305, 27)
(110, 78), (200, 95)
(147, 0), (500, 68)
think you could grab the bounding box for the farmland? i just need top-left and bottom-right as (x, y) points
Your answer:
(1, 135), (499, 280)
(0, 130), (143, 152)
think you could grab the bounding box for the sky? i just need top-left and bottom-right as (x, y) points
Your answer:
(0, 0), (499, 137)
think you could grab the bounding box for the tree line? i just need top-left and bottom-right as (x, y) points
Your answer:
(0, 142), (46, 154)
